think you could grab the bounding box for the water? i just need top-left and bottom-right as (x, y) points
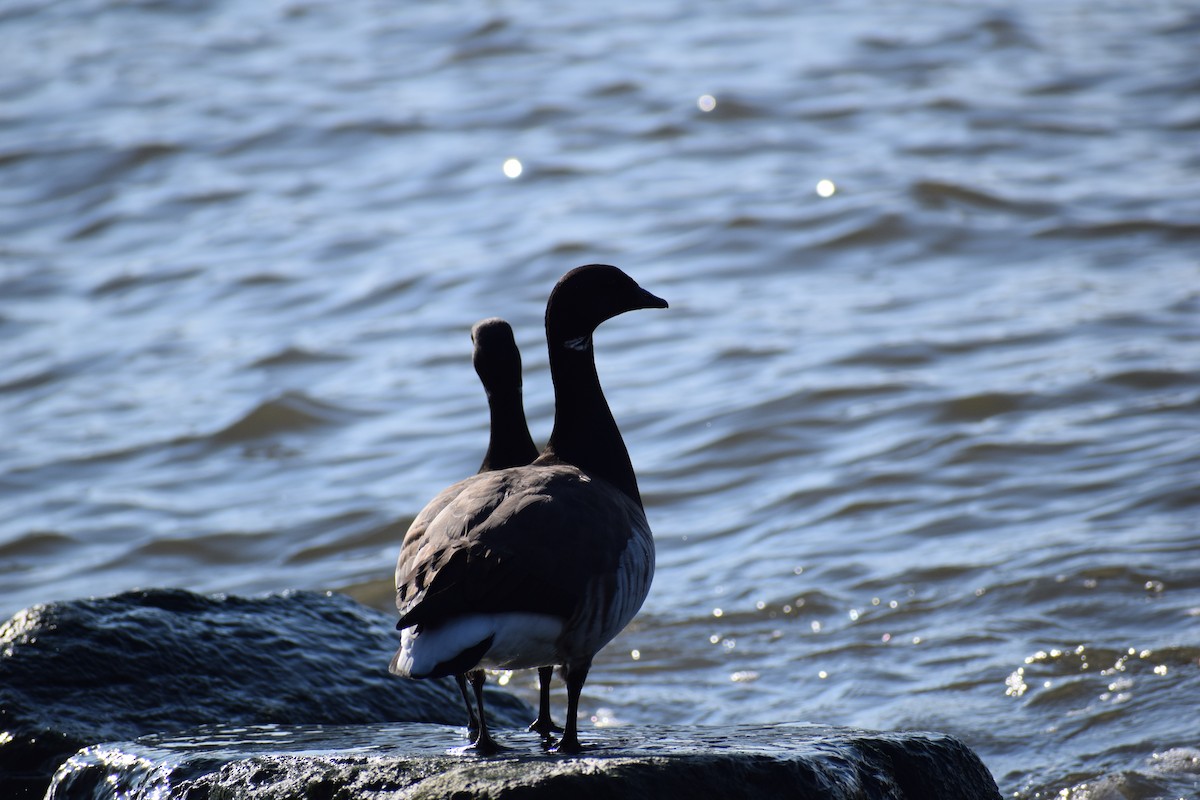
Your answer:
(2, 0), (1198, 796)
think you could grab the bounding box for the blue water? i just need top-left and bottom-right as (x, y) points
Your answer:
(2, 1), (1199, 796)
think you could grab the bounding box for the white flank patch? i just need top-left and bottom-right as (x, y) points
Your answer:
(391, 613), (564, 678)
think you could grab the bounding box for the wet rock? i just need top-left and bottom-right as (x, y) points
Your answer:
(0, 589), (530, 799)
(47, 722), (1002, 799)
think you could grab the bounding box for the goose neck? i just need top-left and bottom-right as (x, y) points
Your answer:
(482, 391), (538, 471)
(544, 341), (642, 506)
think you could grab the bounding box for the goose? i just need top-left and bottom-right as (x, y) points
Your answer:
(455, 317), (560, 743)
(390, 264), (667, 754)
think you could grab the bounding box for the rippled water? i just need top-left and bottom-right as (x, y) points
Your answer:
(3, 0), (1199, 796)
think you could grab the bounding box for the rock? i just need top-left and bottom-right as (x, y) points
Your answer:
(0, 589), (531, 799)
(46, 722), (1002, 799)
(3, 589), (1004, 799)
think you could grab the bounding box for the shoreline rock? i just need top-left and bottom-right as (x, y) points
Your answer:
(2, 588), (1003, 799)
(0, 589), (530, 799)
(47, 721), (1003, 799)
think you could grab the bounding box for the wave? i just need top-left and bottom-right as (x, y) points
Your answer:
(0, 364), (65, 395)
(811, 211), (910, 250)
(908, 179), (1055, 215)
(125, 530), (280, 566)
(2, 141), (180, 204)
(0, 530), (77, 560)
(90, 266), (204, 297)
(1033, 218), (1200, 240)
(1099, 368), (1195, 391)
(248, 346), (350, 369)
(933, 391), (1027, 423)
(211, 392), (354, 443)
(284, 515), (411, 565)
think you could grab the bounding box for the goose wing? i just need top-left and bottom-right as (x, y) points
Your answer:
(395, 464), (644, 630)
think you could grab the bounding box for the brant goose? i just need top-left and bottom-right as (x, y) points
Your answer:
(390, 265), (667, 753)
(452, 317), (561, 744)
(472, 317), (564, 739)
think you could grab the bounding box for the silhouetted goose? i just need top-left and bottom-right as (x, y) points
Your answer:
(471, 318), (539, 473)
(390, 265), (667, 754)
(452, 317), (560, 744)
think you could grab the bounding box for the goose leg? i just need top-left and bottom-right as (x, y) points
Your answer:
(529, 665), (563, 737)
(552, 659), (591, 754)
(455, 673), (480, 743)
(467, 669), (503, 755)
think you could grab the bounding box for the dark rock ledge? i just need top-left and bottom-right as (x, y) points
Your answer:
(1, 589), (1001, 799)
(47, 721), (1002, 800)
(0, 589), (529, 799)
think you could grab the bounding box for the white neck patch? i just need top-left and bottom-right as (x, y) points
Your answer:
(564, 335), (592, 351)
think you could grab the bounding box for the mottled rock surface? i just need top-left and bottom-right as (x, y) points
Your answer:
(0, 589), (530, 799)
(47, 722), (1002, 799)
